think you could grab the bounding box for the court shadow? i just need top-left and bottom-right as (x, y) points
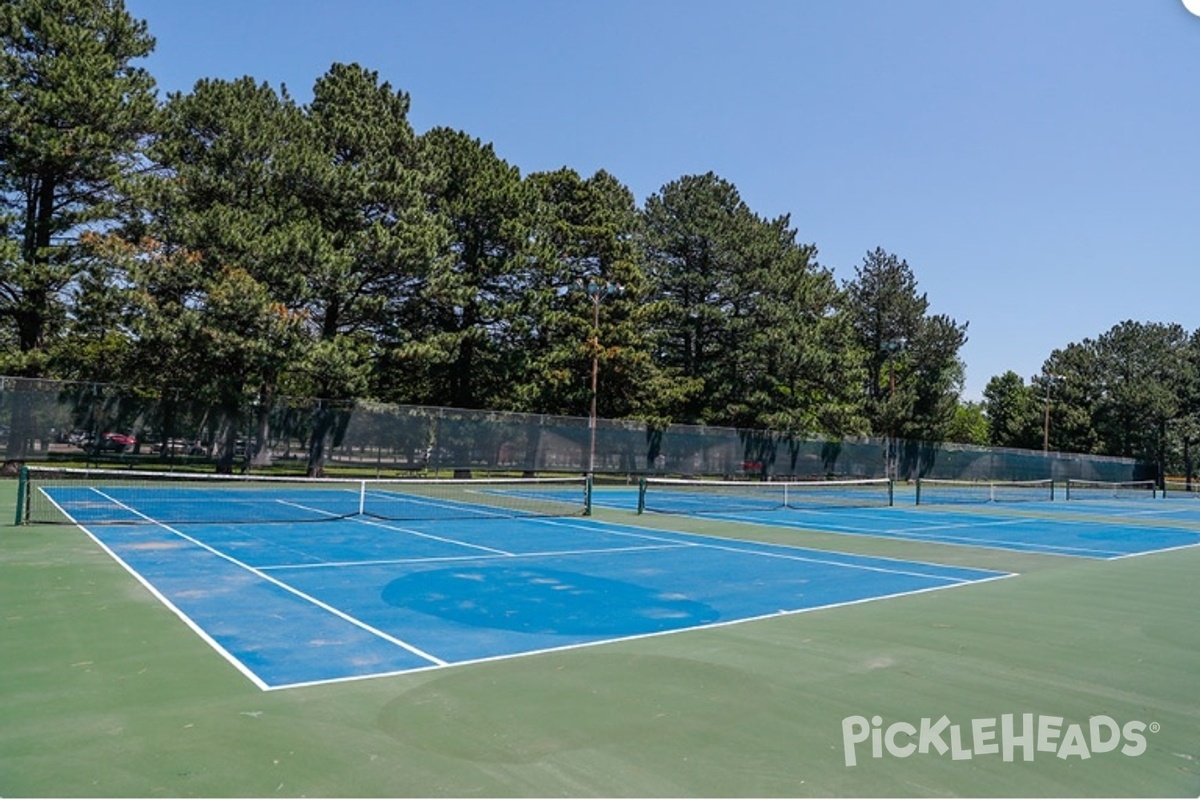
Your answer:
(381, 565), (720, 636)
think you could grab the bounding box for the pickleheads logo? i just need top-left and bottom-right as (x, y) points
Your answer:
(841, 714), (1157, 767)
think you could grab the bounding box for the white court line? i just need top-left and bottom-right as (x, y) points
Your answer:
(253, 509), (1000, 592)
(1062, 503), (1200, 524)
(875, 517), (1127, 556)
(52, 487), (1013, 692)
(83, 487), (449, 668)
(259, 512), (1000, 583)
(266, 571), (1017, 692)
(649, 508), (1122, 558)
(1107, 540), (1200, 561)
(259, 542), (692, 571)
(54, 484), (1199, 695)
(527, 517), (1011, 582)
(362, 486), (586, 520)
(36, 488), (271, 690)
(276, 499), (515, 556)
(893, 516), (1045, 534)
(885, 507), (1200, 554)
(363, 488), (511, 518)
(523, 516), (1002, 574)
(356, 516), (514, 555)
(883, 528), (1124, 558)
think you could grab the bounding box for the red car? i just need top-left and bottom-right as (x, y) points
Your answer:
(93, 432), (137, 453)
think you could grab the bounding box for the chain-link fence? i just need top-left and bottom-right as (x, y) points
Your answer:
(0, 375), (1146, 483)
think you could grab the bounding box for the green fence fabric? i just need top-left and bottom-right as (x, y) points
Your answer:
(0, 376), (1144, 483)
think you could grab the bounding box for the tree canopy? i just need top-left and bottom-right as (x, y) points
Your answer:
(2, 0), (1194, 480)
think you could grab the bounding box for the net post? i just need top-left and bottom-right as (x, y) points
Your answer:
(14, 465), (27, 525)
(584, 474), (593, 516)
(914, 478), (922, 506)
(637, 477), (646, 514)
(888, 478), (895, 507)
(358, 480), (366, 516)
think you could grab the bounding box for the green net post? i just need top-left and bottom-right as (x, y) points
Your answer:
(584, 474), (593, 516)
(914, 478), (922, 506)
(13, 465), (27, 525)
(637, 477), (646, 514)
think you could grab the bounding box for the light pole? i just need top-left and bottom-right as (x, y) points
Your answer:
(1042, 373), (1065, 453)
(881, 338), (906, 481)
(582, 279), (622, 480)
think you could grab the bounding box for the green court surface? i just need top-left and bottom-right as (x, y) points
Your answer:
(2, 480), (1198, 797)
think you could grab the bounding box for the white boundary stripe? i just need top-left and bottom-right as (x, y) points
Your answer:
(1106, 540), (1200, 561)
(882, 529), (1124, 558)
(363, 487), (578, 519)
(276, 500), (515, 556)
(898, 516), (1045, 533)
(84, 487), (449, 669)
(1060, 504), (1200, 524)
(525, 516), (1012, 578)
(43, 481), (1200, 693)
(249, 512), (1002, 583)
(265, 572), (1017, 692)
(677, 508), (1123, 558)
(36, 488), (271, 690)
(46, 485), (1015, 692)
(268, 496), (356, 523)
(354, 516), (514, 555)
(916, 500), (1200, 529)
(898, 504), (1200, 545)
(259, 543), (691, 571)
(520, 517), (1010, 583)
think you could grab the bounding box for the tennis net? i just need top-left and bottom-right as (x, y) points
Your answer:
(915, 478), (1055, 505)
(1162, 480), (1200, 499)
(637, 476), (893, 515)
(1064, 479), (1158, 501)
(17, 466), (591, 525)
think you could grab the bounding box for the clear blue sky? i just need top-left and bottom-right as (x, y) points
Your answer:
(123, 0), (1200, 402)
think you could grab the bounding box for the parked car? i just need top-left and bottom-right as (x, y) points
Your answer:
(92, 432), (137, 453)
(157, 438), (206, 456)
(64, 430), (91, 447)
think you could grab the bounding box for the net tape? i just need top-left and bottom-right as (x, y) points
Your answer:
(19, 466), (590, 525)
(915, 478), (1055, 505)
(1064, 479), (1158, 501)
(638, 476), (893, 515)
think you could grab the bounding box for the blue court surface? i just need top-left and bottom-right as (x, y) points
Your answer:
(45, 486), (1007, 691)
(603, 486), (1200, 559)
